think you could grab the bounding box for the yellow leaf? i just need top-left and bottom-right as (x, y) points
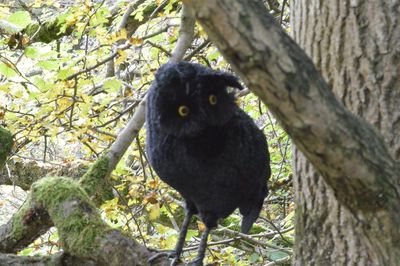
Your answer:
(108, 29), (128, 44)
(115, 50), (127, 66)
(197, 23), (208, 39)
(197, 221), (206, 232)
(58, 98), (71, 109)
(128, 187), (138, 198)
(129, 37), (143, 45)
(148, 179), (158, 189)
(65, 79), (75, 88)
(149, 204), (160, 220)
(21, 36), (29, 46)
(85, 0), (93, 11)
(143, 192), (158, 204)
(66, 14), (78, 26)
(0, 200), (4, 207)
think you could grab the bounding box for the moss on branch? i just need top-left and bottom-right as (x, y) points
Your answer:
(79, 154), (114, 205)
(0, 126), (13, 169)
(33, 176), (109, 257)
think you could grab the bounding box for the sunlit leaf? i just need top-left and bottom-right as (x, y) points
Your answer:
(103, 78), (122, 93)
(19, 247), (35, 256)
(38, 60), (59, 71)
(7, 11), (31, 29)
(149, 203), (160, 220)
(0, 62), (17, 78)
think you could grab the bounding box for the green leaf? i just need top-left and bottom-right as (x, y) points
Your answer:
(207, 48), (221, 61)
(0, 62), (17, 78)
(7, 11), (31, 30)
(33, 77), (50, 92)
(185, 229), (198, 240)
(49, 231), (59, 242)
(57, 68), (74, 80)
(19, 247), (35, 256)
(103, 78), (122, 92)
(266, 250), (289, 261)
(24, 47), (40, 58)
(38, 60), (60, 71)
(249, 253), (260, 263)
(25, 45), (52, 59)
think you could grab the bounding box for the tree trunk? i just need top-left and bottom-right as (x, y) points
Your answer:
(291, 1), (400, 265)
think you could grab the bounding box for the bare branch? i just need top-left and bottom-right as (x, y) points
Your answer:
(65, 43), (131, 81)
(106, 2), (196, 175)
(170, 4), (196, 62)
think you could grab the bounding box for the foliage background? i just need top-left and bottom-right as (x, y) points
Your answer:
(0, 0), (293, 264)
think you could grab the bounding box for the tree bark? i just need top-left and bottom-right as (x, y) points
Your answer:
(291, 1), (400, 265)
(184, 0), (400, 264)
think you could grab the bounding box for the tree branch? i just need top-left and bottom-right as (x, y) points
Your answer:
(0, 160), (88, 189)
(0, 252), (96, 266)
(0, 176), (174, 265)
(183, 0), (400, 213)
(170, 4), (196, 62)
(0, 126), (13, 170)
(0, 3), (196, 260)
(106, 2), (196, 175)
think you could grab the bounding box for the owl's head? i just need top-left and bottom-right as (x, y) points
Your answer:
(147, 62), (243, 137)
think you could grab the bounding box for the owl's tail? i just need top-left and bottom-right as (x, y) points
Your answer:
(240, 198), (264, 234)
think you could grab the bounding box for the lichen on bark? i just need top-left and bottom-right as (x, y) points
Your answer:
(0, 126), (13, 169)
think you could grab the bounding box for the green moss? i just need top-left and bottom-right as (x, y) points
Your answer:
(33, 176), (109, 257)
(79, 155), (113, 205)
(11, 193), (33, 238)
(0, 126), (13, 169)
(25, 16), (73, 44)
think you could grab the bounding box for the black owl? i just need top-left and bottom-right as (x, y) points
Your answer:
(146, 62), (270, 266)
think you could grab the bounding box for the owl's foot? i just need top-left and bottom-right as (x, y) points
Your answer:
(147, 250), (178, 265)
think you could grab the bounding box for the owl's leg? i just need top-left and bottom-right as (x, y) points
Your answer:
(171, 209), (194, 265)
(189, 226), (211, 266)
(148, 210), (193, 265)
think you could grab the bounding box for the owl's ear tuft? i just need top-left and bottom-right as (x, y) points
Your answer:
(155, 63), (181, 86)
(220, 72), (244, 90)
(203, 72), (244, 90)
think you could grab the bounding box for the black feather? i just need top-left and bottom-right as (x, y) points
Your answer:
(146, 62), (270, 265)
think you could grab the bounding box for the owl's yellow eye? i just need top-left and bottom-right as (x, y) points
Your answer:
(209, 94), (217, 105)
(178, 105), (189, 117)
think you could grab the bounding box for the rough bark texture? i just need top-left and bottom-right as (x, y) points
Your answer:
(0, 252), (97, 266)
(291, 1), (400, 265)
(184, 0), (400, 265)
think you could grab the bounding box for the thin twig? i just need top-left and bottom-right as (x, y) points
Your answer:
(183, 40), (210, 61)
(65, 43), (131, 81)
(280, 0), (287, 25)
